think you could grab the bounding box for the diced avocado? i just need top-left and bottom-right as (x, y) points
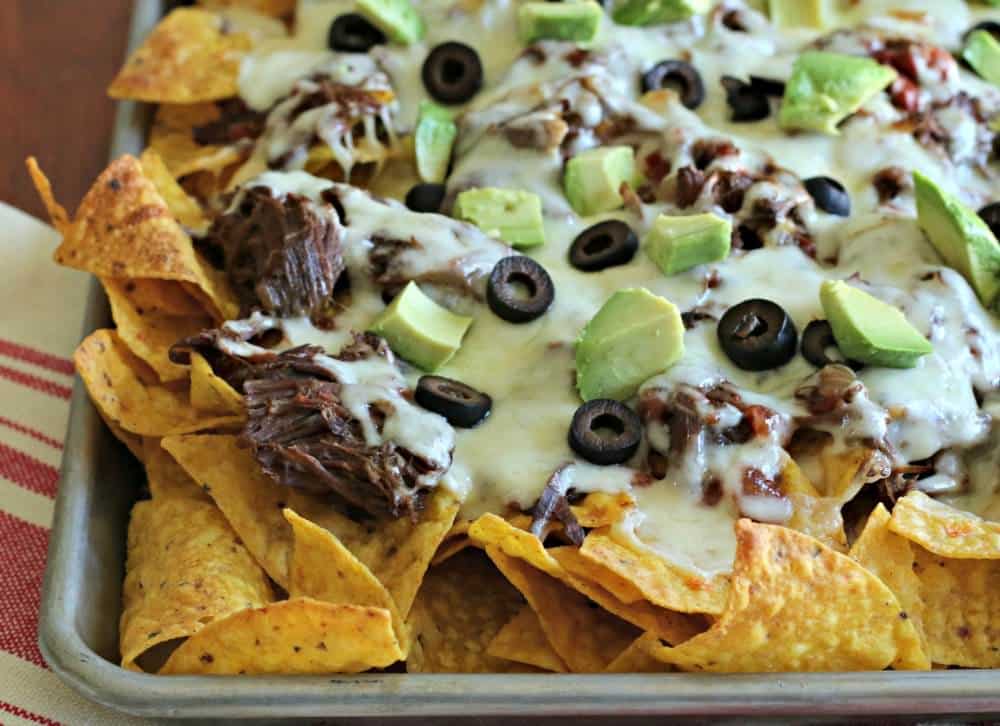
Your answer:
(415, 102), (456, 184)
(767, 0), (834, 29)
(913, 171), (1000, 307)
(564, 146), (638, 217)
(963, 30), (1000, 86)
(454, 188), (546, 248)
(356, 0), (424, 45)
(613, 0), (709, 26)
(819, 280), (932, 369)
(576, 288), (685, 401)
(368, 281), (473, 371)
(644, 212), (731, 275)
(519, 2), (603, 44)
(779, 51), (897, 135)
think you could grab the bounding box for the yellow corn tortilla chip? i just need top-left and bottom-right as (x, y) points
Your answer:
(103, 277), (212, 383)
(284, 508), (408, 651)
(820, 446), (881, 503)
(142, 438), (211, 501)
(889, 491), (1000, 559)
(25, 157), (70, 234)
(849, 504), (930, 669)
(407, 549), (528, 673)
(149, 103), (246, 181)
(572, 491), (635, 528)
(75, 330), (215, 436)
(468, 513), (562, 577)
(120, 497), (273, 671)
(778, 457), (847, 551)
(548, 547), (708, 645)
(911, 546), (1000, 667)
(432, 519), (472, 565)
(189, 351), (245, 415)
(116, 278), (206, 318)
(487, 547), (639, 672)
(604, 633), (676, 673)
(642, 520), (928, 672)
(487, 606), (567, 672)
(579, 531), (729, 615)
(109, 8), (252, 103)
(139, 149), (210, 235)
(160, 597), (402, 675)
(198, 0), (295, 17)
(97, 409), (146, 462)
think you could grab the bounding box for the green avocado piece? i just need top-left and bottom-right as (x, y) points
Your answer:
(779, 51), (897, 135)
(963, 30), (1000, 86)
(576, 288), (685, 401)
(564, 146), (638, 217)
(415, 102), (457, 184)
(913, 171), (1000, 307)
(519, 2), (603, 44)
(767, 0), (834, 28)
(356, 0), (424, 45)
(454, 188), (546, 248)
(612, 0), (709, 26)
(819, 280), (932, 369)
(644, 212), (731, 275)
(368, 282), (473, 371)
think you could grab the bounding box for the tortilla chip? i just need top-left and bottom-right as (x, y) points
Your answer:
(604, 633), (676, 673)
(284, 508), (408, 650)
(432, 520), (472, 565)
(487, 606), (567, 672)
(820, 446), (880, 503)
(108, 8), (252, 103)
(97, 409), (146, 462)
(572, 491), (635, 528)
(149, 103), (245, 181)
(160, 597), (402, 675)
(198, 0), (295, 17)
(642, 520), (928, 672)
(120, 497), (273, 671)
(139, 149), (210, 234)
(548, 547), (707, 645)
(189, 351), (245, 415)
(579, 531), (729, 615)
(407, 550), (527, 673)
(142, 438), (211, 501)
(468, 513), (562, 577)
(25, 157), (70, 234)
(849, 504), (930, 669)
(487, 547), (639, 672)
(75, 330), (212, 436)
(911, 546), (1000, 667)
(103, 277), (212, 383)
(116, 278), (206, 318)
(889, 491), (1000, 559)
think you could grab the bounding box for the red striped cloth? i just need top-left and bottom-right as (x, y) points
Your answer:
(0, 204), (152, 725)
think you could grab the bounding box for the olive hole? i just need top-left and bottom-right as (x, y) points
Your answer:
(590, 413), (625, 441)
(583, 233), (613, 255)
(506, 272), (537, 301)
(735, 313), (767, 340)
(441, 384), (472, 400)
(442, 58), (465, 85)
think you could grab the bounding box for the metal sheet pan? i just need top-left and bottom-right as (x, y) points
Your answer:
(37, 0), (1000, 720)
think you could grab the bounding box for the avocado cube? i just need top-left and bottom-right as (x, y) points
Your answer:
(564, 145), (638, 217)
(454, 188), (546, 248)
(368, 281), (473, 371)
(913, 171), (1000, 307)
(779, 51), (897, 135)
(576, 288), (685, 401)
(519, 2), (603, 44)
(963, 30), (1000, 87)
(415, 101), (457, 184)
(819, 280), (933, 369)
(644, 212), (731, 275)
(356, 0), (424, 45)
(612, 0), (710, 26)
(767, 0), (835, 29)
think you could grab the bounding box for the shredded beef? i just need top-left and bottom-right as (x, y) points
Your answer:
(209, 187), (345, 321)
(794, 364), (864, 418)
(872, 166), (909, 203)
(529, 465), (585, 546)
(193, 99), (267, 146)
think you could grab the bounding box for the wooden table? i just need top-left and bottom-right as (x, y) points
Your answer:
(1, 1), (135, 220)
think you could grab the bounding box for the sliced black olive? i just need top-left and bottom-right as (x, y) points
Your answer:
(327, 14), (386, 53)
(405, 183), (446, 213)
(720, 76), (770, 122)
(800, 320), (863, 370)
(568, 399), (642, 466)
(569, 220), (639, 272)
(717, 298), (798, 371)
(415, 375), (492, 428)
(804, 176), (851, 217)
(978, 202), (1000, 240)
(422, 42), (483, 105)
(749, 75), (786, 97)
(641, 60), (705, 110)
(487, 256), (555, 323)
(963, 20), (1000, 44)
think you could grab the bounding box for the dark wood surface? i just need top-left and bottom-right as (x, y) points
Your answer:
(1, 1), (135, 220)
